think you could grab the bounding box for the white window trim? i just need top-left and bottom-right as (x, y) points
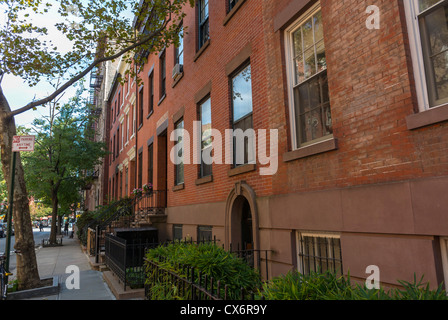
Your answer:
(403, 0), (447, 112)
(126, 72), (130, 98)
(403, 0), (431, 112)
(284, 2), (329, 150)
(296, 230), (341, 274)
(120, 120), (124, 152)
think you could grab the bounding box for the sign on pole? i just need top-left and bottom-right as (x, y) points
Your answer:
(12, 135), (35, 152)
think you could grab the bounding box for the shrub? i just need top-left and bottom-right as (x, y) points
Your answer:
(145, 242), (262, 299)
(259, 271), (448, 300)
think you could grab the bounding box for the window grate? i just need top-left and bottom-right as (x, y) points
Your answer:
(297, 233), (343, 276)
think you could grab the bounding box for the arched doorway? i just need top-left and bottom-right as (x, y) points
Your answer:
(229, 196), (253, 251)
(225, 181), (259, 252)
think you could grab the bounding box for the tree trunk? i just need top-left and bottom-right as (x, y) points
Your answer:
(50, 190), (58, 244)
(0, 86), (41, 290)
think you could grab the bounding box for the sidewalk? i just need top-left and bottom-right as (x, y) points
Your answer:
(23, 235), (116, 300)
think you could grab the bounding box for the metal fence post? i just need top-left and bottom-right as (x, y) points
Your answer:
(95, 225), (100, 264)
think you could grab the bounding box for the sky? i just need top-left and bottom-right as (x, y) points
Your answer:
(1, 1), (87, 128)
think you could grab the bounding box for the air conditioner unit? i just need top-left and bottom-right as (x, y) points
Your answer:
(172, 63), (183, 80)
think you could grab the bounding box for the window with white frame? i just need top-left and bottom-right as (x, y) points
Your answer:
(285, 3), (332, 149)
(198, 0), (209, 50)
(175, 25), (184, 66)
(404, 0), (448, 111)
(296, 231), (343, 276)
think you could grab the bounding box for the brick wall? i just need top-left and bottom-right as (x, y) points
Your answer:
(269, 0), (448, 195)
(107, 0), (448, 207)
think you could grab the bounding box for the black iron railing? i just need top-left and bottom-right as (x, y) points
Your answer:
(133, 190), (167, 217)
(104, 234), (158, 291)
(229, 243), (272, 281)
(144, 256), (262, 300)
(297, 234), (343, 277)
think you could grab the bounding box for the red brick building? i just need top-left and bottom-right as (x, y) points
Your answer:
(98, 0), (448, 289)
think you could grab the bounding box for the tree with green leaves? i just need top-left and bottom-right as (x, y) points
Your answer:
(0, 0), (193, 290)
(23, 88), (107, 244)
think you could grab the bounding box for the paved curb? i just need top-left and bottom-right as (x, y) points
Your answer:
(7, 276), (60, 300)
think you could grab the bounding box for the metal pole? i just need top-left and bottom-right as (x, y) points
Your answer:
(5, 151), (17, 278)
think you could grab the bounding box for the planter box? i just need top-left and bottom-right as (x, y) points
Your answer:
(7, 276), (60, 300)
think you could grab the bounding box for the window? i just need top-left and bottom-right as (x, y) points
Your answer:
(173, 225), (183, 241)
(296, 232), (343, 276)
(174, 119), (184, 185)
(116, 127), (120, 157)
(113, 135), (116, 160)
(133, 104), (136, 135)
(126, 114), (129, 143)
(148, 143), (154, 186)
(148, 72), (154, 115)
(404, 0), (448, 110)
(197, 225), (213, 242)
(111, 176), (114, 200)
(285, 5), (332, 149)
(228, 0), (239, 12)
(138, 86), (144, 127)
(199, 97), (212, 177)
(119, 170), (123, 199)
(231, 63), (254, 166)
(110, 138), (113, 162)
(121, 123), (124, 151)
(175, 26), (184, 66)
(198, 0), (209, 50)
(125, 167), (128, 197)
(138, 151), (143, 189)
(117, 92), (121, 116)
(160, 51), (166, 99)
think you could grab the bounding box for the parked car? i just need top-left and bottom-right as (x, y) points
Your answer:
(1, 223), (14, 237)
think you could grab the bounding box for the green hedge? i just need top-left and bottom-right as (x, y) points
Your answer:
(145, 243), (447, 300)
(259, 271), (448, 300)
(145, 242), (262, 299)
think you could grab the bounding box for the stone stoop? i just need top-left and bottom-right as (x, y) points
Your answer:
(102, 271), (145, 300)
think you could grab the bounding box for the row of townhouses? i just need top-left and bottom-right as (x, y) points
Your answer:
(83, 0), (448, 289)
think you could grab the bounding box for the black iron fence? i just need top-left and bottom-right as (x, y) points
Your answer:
(104, 234), (158, 291)
(229, 244), (271, 281)
(144, 256), (262, 300)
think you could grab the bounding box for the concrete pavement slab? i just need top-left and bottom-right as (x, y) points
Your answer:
(22, 236), (115, 300)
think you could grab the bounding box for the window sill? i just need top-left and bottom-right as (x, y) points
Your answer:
(147, 110), (154, 119)
(138, 123), (143, 131)
(406, 103), (448, 130)
(228, 163), (256, 177)
(172, 72), (184, 88)
(172, 183), (185, 192)
(158, 94), (166, 106)
(223, 0), (247, 26)
(195, 175), (213, 186)
(194, 39), (210, 62)
(283, 138), (338, 162)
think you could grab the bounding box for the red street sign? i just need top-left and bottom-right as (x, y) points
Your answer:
(12, 135), (35, 152)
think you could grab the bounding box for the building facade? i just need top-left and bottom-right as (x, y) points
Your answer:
(98, 0), (448, 289)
